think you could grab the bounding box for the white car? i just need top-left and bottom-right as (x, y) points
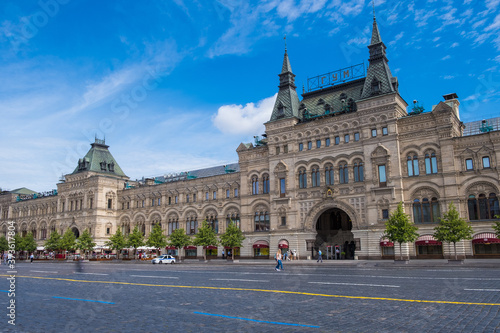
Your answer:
(151, 255), (176, 264)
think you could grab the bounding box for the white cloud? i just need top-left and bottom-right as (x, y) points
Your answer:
(442, 75), (455, 79)
(441, 55), (451, 60)
(485, 13), (500, 32)
(212, 94), (277, 135)
(415, 9), (436, 27)
(450, 42), (459, 47)
(472, 19), (487, 29)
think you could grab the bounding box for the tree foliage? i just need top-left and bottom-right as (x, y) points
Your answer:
(44, 230), (62, 252)
(105, 228), (127, 259)
(60, 229), (77, 252)
(23, 232), (37, 254)
(384, 202), (419, 260)
(76, 229), (96, 258)
(219, 221), (245, 260)
(146, 224), (167, 255)
(168, 228), (191, 260)
(127, 226), (145, 258)
(493, 218), (500, 239)
(434, 202), (474, 260)
(193, 220), (219, 261)
(0, 236), (8, 253)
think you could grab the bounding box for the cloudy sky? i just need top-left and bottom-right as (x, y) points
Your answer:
(0, 0), (499, 192)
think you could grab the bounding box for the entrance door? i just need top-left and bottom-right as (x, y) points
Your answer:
(315, 208), (354, 259)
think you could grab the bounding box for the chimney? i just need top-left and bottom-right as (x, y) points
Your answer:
(442, 93), (460, 120)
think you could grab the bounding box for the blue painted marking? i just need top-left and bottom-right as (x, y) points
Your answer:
(194, 311), (319, 328)
(0, 290), (9, 293)
(52, 296), (114, 304)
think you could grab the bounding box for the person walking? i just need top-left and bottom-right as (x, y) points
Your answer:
(275, 249), (283, 271)
(30, 253), (34, 263)
(317, 249), (323, 263)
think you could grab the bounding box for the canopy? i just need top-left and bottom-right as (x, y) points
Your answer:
(415, 235), (442, 246)
(253, 240), (269, 248)
(278, 240), (289, 248)
(380, 237), (394, 247)
(472, 233), (500, 244)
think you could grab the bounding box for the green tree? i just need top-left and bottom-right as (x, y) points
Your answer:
(105, 229), (127, 259)
(493, 217), (500, 239)
(384, 202), (419, 261)
(0, 236), (8, 253)
(76, 229), (96, 259)
(14, 234), (25, 257)
(127, 226), (145, 259)
(168, 228), (191, 261)
(219, 221), (245, 260)
(23, 232), (37, 255)
(60, 229), (77, 257)
(434, 202), (474, 260)
(146, 224), (167, 257)
(44, 230), (62, 254)
(193, 220), (219, 261)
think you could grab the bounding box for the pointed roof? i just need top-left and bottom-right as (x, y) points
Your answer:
(71, 139), (127, 178)
(370, 17), (382, 45)
(281, 49), (292, 73)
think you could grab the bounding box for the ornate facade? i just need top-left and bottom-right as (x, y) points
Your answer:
(1, 17), (499, 259)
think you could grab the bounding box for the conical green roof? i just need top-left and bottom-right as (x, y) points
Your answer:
(72, 139), (127, 177)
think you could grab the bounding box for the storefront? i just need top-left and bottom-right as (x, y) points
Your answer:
(253, 240), (269, 259)
(380, 238), (395, 259)
(415, 235), (443, 259)
(472, 233), (500, 258)
(204, 245), (218, 259)
(166, 246), (178, 257)
(184, 246), (197, 259)
(224, 246), (240, 259)
(278, 240), (289, 258)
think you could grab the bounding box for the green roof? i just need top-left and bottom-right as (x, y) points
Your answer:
(72, 139), (127, 177)
(10, 187), (38, 195)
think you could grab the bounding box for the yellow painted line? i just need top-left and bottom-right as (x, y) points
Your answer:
(2, 274), (500, 307)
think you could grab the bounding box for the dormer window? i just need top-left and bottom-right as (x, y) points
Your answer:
(317, 98), (325, 105)
(108, 163), (115, 172)
(371, 78), (381, 95)
(100, 161), (107, 171)
(276, 103), (285, 119)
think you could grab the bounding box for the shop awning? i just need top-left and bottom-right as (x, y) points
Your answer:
(203, 245), (217, 249)
(36, 246), (45, 251)
(165, 246), (177, 249)
(472, 233), (500, 244)
(184, 246), (197, 250)
(415, 235), (442, 246)
(380, 241), (394, 247)
(253, 240), (269, 248)
(278, 240), (289, 248)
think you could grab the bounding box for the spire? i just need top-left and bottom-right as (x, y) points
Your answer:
(281, 36), (292, 74)
(370, 16), (382, 45)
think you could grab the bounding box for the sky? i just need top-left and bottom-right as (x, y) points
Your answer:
(0, 0), (499, 192)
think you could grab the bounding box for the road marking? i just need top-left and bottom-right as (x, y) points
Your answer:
(0, 290), (9, 293)
(309, 282), (400, 288)
(194, 311), (320, 328)
(52, 296), (114, 304)
(131, 275), (179, 279)
(74, 272), (108, 276)
(210, 279), (269, 282)
(464, 289), (500, 292)
(31, 270), (58, 274)
(3, 274), (500, 307)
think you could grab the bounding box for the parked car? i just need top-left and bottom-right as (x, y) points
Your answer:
(151, 255), (176, 264)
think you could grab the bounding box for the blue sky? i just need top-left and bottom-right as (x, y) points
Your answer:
(0, 0), (499, 192)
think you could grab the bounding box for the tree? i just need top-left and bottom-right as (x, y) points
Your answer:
(23, 232), (37, 255)
(193, 220), (219, 261)
(168, 228), (190, 261)
(146, 224), (167, 257)
(76, 229), (96, 259)
(105, 229), (127, 259)
(60, 229), (77, 256)
(493, 218), (500, 239)
(127, 226), (145, 259)
(44, 230), (62, 254)
(384, 202), (419, 260)
(0, 236), (8, 253)
(219, 221), (245, 260)
(434, 202), (474, 260)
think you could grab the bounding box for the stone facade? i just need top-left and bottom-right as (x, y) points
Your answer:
(1, 18), (499, 259)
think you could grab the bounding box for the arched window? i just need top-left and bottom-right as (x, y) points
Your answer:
(226, 213), (240, 229)
(325, 165), (334, 185)
(354, 162), (364, 182)
(469, 193), (499, 220)
(254, 211), (270, 231)
(407, 154), (419, 176)
(262, 175), (270, 194)
(186, 217), (198, 235)
(311, 167), (320, 187)
(413, 197), (440, 223)
(299, 169), (307, 188)
(425, 152), (438, 174)
(339, 163), (348, 184)
(206, 215), (219, 234)
(252, 176), (259, 195)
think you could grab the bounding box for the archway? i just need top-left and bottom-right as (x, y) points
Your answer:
(71, 227), (80, 239)
(314, 208), (354, 259)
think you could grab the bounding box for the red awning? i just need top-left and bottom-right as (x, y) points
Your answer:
(380, 241), (394, 247)
(203, 246), (217, 249)
(415, 235), (442, 246)
(278, 239), (289, 248)
(253, 240), (269, 248)
(472, 233), (500, 244)
(184, 246), (197, 250)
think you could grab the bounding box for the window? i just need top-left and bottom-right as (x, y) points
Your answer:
(205, 192), (209, 200)
(371, 129), (377, 137)
(311, 167), (320, 187)
(382, 209), (389, 219)
(252, 176), (259, 195)
(344, 134), (350, 143)
(354, 162), (364, 182)
(213, 191), (217, 200)
(107, 199), (112, 209)
(425, 153), (438, 174)
(207, 215), (219, 233)
(339, 164), (348, 184)
(186, 195), (190, 203)
(468, 193), (499, 220)
(106, 228), (110, 235)
(280, 178), (286, 197)
(175, 196), (178, 204)
(407, 155), (419, 176)
(254, 211), (270, 231)
(127, 202), (130, 209)
(187, 218), (198, 235)
(226, 214), (240, 229)
(354, 132), (360, 141)
(276, 147), (280, 155)
(316, 140), (321, 148)
(281, 216), (286, 226)
(299, 143), (303, 151)
(122, 202), (125, 210)
(234, 188), (238, 197)
(466, 158), (473, 170)
(192, 195), (195, 203)
(413, 198), (440, 223)
(382, 127), (388, 135)
(168, 197), (171, 205)
(284, 145), (288, 153)
(325, 165), (334, 185)
(263, 175), (270, 194)
(308, 141), (312, 150)
(226, 189), (230, 198)
(335, 136), (340, 145)
(483, 156), (491, 169)
(299, 169), (307, 188)
(378, 165), (386, 187)
(89, 198), (93, 209)
(325, 138), (330, 147)
(142, 200), (145, 207)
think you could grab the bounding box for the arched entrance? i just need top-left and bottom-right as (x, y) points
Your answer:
(315, 208), (355, 259)
(71, 227), (80, 239)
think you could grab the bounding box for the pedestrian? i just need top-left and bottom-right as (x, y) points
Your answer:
(317, 249), (323, 263)
(30, 253), (34, 263)
(2, 252), (6, 265)
(335, 246), (340, 260)
(222, 249), (225, 259)
(275, 249), (283, 271)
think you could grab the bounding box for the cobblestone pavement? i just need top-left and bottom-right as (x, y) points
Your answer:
(1, 261), (499, 332)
